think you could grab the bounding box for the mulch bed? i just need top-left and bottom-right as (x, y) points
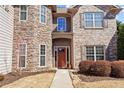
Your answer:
(72, 71), (124, 82)
(0, 70), (56, 87)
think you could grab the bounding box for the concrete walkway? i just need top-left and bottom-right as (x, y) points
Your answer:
(50, 69), (73, 88)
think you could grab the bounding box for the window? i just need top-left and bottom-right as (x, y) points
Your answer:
(57, 5), (66, 8)
(40, 6), (46, 23)
(86, 46), (94, 60)
(86, 46), (104, 61)
(40, 45), (46, 66)
(57, 17), (66, 31)
(19, 44), (26, 67)
(20, 5), (27, 21)
(96, 46), (104, 60)
(84, 12), (103, 28)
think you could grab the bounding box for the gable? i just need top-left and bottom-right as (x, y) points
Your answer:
(78, 5), (104, 12)
(71, 5), (122, 18)
(95, 5), (122, 18)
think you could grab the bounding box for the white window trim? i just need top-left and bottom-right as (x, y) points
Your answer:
(95, 46), (106, 61)
(39, 44), (46, 67)
(39, 5), (47, 24)
(18, 43), (27, 68)
(94, 46), (97, 61)
(84, 12), (104, 28)
(86, 45), (105, 61)
(57, 17), (66, 31)
(19, 5), (28, 21)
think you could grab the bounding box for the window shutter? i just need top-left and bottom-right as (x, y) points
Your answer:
(103, 19), (108, 28)
(80, 13), (84, 28)
(81, 46), (86, 60)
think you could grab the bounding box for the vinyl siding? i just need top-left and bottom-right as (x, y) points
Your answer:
(0, 6), (14, 74)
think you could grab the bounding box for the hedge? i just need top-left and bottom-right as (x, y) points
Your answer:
(89, 61), (111, 76)
(78, 61), (94, 75)
(111, 61), (124, 78)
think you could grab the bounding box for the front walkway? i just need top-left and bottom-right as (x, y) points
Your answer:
(50, 69), (73, 88)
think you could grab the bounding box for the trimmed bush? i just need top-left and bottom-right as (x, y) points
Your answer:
(89, 61), (111, 76)
(0, 74), (4, 81)
(111, 61), (124, 78)
(78, 61), (94, 75)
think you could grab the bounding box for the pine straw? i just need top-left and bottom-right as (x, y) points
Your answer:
(70, 71), (124, 88)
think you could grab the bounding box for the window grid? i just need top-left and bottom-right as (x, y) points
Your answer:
(84, 13), (94, 27)
(40, 6), (46, 23)
(19, 44), (26, 67)
(96, 46), (104, 60)
(84, 12), (103, 28)
(86, 46), (94, 60)
(40, 45), (46, 66)
(86, 46), (104, 61)
(20, 5), (27, 21)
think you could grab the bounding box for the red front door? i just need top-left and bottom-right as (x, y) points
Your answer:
(58, 47), (66, 68)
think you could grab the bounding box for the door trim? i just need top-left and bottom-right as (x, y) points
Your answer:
(54, 46), (70, 68)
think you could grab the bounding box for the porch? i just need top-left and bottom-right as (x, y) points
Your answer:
(52, 38), (74, 69)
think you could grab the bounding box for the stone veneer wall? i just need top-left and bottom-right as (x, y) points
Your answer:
(12, 5), (53, 72)
(72, 6), (117, 68)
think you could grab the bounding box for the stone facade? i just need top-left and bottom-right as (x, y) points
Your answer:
(12, 5), (53, 72)
(12, 5), (119, 71)
(72, 6), (117, 67)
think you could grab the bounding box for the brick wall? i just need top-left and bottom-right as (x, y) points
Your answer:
(12, 5), (53, 72)
(72, 6), (117, 68)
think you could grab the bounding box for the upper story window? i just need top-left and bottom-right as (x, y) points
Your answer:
(57, 17), (66, 31)
(84, 12), (104, 28)
(40, 6), (46, 23)
(20, 5), (28, 21)
(57, 5), (66, 8)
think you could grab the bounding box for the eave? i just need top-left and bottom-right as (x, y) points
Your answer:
(95, 5), (122, 18)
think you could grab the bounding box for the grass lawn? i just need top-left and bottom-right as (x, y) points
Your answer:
(1, 71), (55, 88)
(73, 80), (124, 88)
(70, 71), (124, 88)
